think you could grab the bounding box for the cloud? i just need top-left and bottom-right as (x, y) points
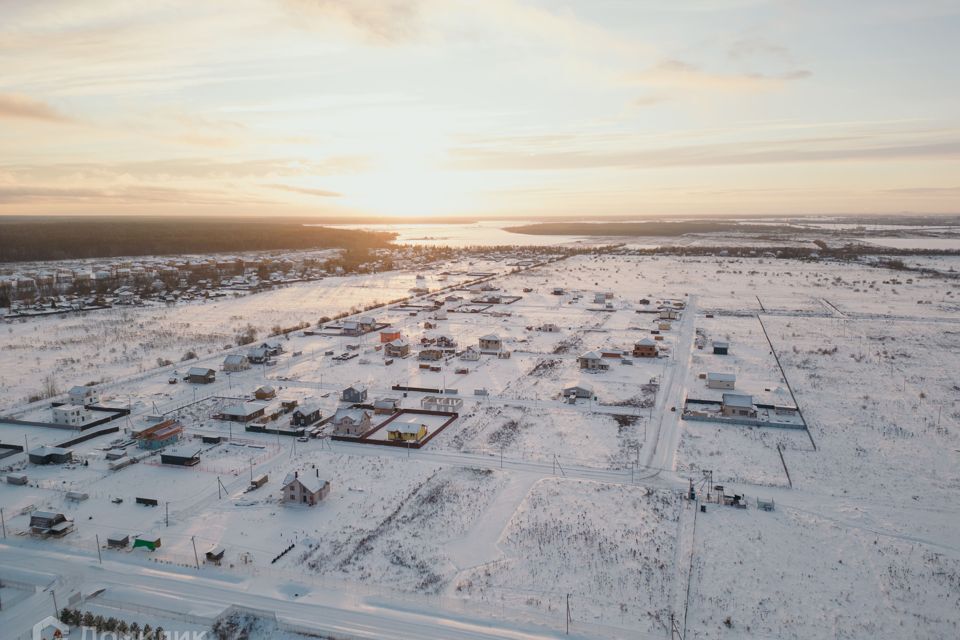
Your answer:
(0, 184), (272, 206)
(632, 95), (668, 108)
(283, 0), (425, 43)
(267, 183), (343, 197)
(447, 136), (960, 171)
(629, 59), (812, 92)
(0, 93), (72, 122)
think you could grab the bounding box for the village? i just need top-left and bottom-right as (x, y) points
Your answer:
(1, 248), (958, 640)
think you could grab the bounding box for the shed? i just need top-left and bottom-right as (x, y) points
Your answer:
(159, 446), (201, 466)
(28, 446), (73, 465)
(712, 341), (729, 355)
(6, 473), (28, 485)
(107, 533), (130, 548)
(186, 367), (216, 383)
(205, 546), (226, 564)
(706, 372), (736, 390)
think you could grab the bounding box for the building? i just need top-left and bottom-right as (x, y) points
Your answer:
(133, 535), (162, 551)
(421, 396), (463, 412)
(107, 533), (130, 548)
(713, 341), (729, 355)
(133, 419), (183, 449)
(51, 404), (94, 427)
(260, 340), (284, 356)
(222, 354), (250, 372)
(539, 323), (561, 333)
(459, 347), (480, 361)
(29, 511), (74, 537)
(388, 423), (428, 442)
(341, 385), (367, 403)
(282, 470), (330, 506)
(385, 338), (410, 358)
(600, 348), (624, 359)
(577, 351), (610, 371)
(358, 316), (377, 332)
(380, 329), (402, 343)
(660, 309), (680, 320)
(436, 334), (457, 349)
(330, 407), (372, 436)
(721, 393), (756, 418)
(373, 398), (400, 415)
(632, 338), (658, 358)
(186, 367), (216, 384)
(418, 347), (443, 361)
(160, 446), (202, 466)
(290, 402), (322, 427)
(562, 382), (594, 399)
(67, 385), (98, 406)
(478, 334), (502, 352)
(253, 385), (276, 400)
(247, 346), (270, 364)
(706, 372), (736, 390)
(341, 320), (360, 336)
(28, 446), (73, 465)
(219, 401), (267, 423)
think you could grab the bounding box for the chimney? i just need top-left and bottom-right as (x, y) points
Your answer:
(294, 470), (298, 478)
(316, 468), (319, 477)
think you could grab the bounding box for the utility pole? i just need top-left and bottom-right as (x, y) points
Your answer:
(191, 536), (200, 570)
(95, 534), (102, 564)
(565, 593), (571, 635)
(165, 502), (169, 527)
(0, 507), (5, 539)
(51, 589), (58, 618)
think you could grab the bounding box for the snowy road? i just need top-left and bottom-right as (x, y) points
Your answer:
(0, 543), (608, 640)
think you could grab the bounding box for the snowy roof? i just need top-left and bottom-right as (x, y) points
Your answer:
(255, 385), (275, 394)
(187, 367), (215, 376)
(344, 384), (367, 393)
(222, 401), (266, 417)
(563, 381), (593, 393)
(389, 338), (409, 347)
(223, 354), (247, 365)
(480, 334), (501, 341)
(636, 338), (657, 347)
(283, 472), (328, 493)
(295, 402), (322, 415)
(389, 423), (424, 434)
(69, 385), (93, 396)
(374, 398), (399, 408)
(707, 372), (736, 382)
(579, 351), (602, 360)
(247, 347), (269, 357)
(713, 341), (729, 348)
(342, 321), (358, 329)
(332, 407), (370, 423)
(722, 393), (753, 408)
(161, 445), (202, 458)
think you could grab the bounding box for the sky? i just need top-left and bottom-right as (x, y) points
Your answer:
(0, 0), (958, 219)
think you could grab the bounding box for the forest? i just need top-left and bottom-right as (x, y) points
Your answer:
(0, 217), (395, 262)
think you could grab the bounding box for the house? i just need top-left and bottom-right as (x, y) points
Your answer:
(479, 334), (502, 352)
(282, 470), (330, 506)
(341, 320), (360, 336)
(562, 382), (594, 399)
(28, 446), (73, 465)
(388, 423), (428, 442)
(29, 511), (74, 536)
(247, 346), (270, 364)
(713, 341), (729, 355)
(223, 354), (250, 372)
(594, 292), (607, 304)
(373, 398), (400, 415)
(358, 316), (377, 332)
(341, 385), (367, 403)
(330, 407), (372, 436)
(385, 338), (410, 358)
(380, 329), (402, 343)
(721, 393), (756, 418)
(551, 287), (565, 295)
(632, 338), (659, 358)
(68, 385), (98, 406)
(159, 446), (201, 466)
(600, 348), (624, 359)
(539, 323), (561, 333)
(459, 347), (480, 361)
(706, 372), (736, 390)
(253, 385), (276, 400)
(436, 334), (457, 349)
(133, 419), (183, 449)
(418, 347), (443, 361)
(421, 396), (463, 412)
(51, 404), (94, 427)
(660, 309), (679, 320)
(133, 535), (162, 551)
(290, 402), (322, 427)
(577, 351), (610, 371)
(186, 367), (216, 384)
(219, 401), (267, 423)
(260, 340), (284, 356)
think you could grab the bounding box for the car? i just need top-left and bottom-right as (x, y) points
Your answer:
(296, 436), (309, 443)
(168, 377), (178, 384)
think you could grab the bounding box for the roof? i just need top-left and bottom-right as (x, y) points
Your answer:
(255, 385), (275, 394)
(579, 351), (601, 360)
(341, 321), (359, 329)
(480, 333), (501, 341)
(713, 341), (729, 348)
(636, 338), (657, 347)
(389, 338), (409, 347)
(563, 381), (593, 393)
(31, 510), (64, 520)
(722, 393), (753, 408)
(390, 423), (424, 434)
(187, 366), (215, 376)
(707, 372), (736, 382)
(282, 472), (329, 493)
(332, 407), (370, 423)
(295, 402), (323, 415)
(224, 354), (247, 364)
(160, 445), (202, 458)
(374, 398), (399, 407)
(222, 401), (267, 417)
(69, 385), (93, 395)
(344, 384), (367, 393)
(29, 446), (72, 457)
(247, 346), (269, 357)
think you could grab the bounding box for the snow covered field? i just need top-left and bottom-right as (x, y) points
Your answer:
(2, 249), (959, 639)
